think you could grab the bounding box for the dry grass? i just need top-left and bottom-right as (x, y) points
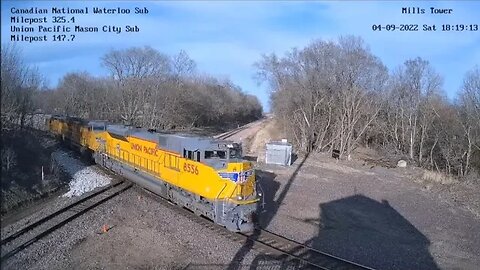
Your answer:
(246, 118), (284, 158)
(305, 153), (375, 176)
(421, 170), (457, 185)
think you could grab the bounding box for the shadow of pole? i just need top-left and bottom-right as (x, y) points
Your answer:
(227, 152), (311, 270)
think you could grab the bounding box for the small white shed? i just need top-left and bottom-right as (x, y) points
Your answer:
(265, 140), (293, 166)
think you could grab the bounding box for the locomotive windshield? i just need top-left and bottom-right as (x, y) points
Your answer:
(229, 148), (242, 159)
(205, 150), (226, 159)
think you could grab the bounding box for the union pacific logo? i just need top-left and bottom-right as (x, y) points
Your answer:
(130, 143), (159, 156)
(219, 170), (254, 183)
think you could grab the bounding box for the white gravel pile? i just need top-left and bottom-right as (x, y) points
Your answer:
(52, 151), (111, 198)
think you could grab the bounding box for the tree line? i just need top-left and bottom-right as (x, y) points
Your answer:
(1, 45), (263, 132)
(2, 39), (479, 178)
(1, 45), (43, 131)
(256, 36), (480, 177)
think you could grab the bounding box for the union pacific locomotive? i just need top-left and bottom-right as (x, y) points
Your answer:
(48, 116), (260, 232)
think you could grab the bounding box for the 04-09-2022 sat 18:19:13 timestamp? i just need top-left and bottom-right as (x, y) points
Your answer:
(372, 24), (479, 32)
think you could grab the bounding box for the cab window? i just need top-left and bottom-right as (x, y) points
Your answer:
(229, 148), (242, 159)
(205, 150), (226, 159)
(184, 149), (198, 161)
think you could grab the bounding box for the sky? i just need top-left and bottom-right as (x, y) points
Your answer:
(2, 1), (479, 112)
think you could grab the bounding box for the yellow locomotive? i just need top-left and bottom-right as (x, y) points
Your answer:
(49, 116), (260, 232)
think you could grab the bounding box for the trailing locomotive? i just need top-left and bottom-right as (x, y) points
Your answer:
(48, 116), (260, 232)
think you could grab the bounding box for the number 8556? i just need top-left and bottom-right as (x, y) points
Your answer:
(183, 163), (199, 175)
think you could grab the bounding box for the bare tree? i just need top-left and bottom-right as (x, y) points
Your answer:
(256, 43), (338, 153)
(1, 147), (17, 172)
(384, 58), (443, 162)
(456, 66), (480, 175)
(101, 46), (171, 125)
(171, 50), (196, 84)
(1, 44), (42, 130)
(256, 36), (387, 156)
(332, 36), (388, 158)
(36, 46), (264, 129)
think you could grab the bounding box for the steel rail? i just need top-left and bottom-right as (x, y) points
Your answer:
(215, 125), (248, 140)
(1, 180), (125, 246)
(214, 117), (266, 140)
(1, 181), (132, 262)
(141, 188), (374, 270)
(242, 228), (375, 270)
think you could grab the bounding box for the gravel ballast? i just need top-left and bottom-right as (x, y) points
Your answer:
(51, 151), (111, 198)
(1, 186), (266, 269)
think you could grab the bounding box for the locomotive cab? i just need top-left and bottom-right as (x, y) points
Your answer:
(202, 142), (242, 167)
(227, 143), (242, 161)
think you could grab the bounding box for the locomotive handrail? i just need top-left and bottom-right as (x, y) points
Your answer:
(105, 151), (160, 178)
(215, 183), (228, 200)
(215, 183), (228, 219)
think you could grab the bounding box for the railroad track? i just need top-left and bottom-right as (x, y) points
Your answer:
(215, 125), (249, 140)
(141, 188), (373, 270)
(240, 229), (374, 270)
(214, 117), (266, 140)
(0, 180), (132, 262)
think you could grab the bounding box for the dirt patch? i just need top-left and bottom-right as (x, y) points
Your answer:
(70, 224), (193, 269)
(420, 177), (480, 219)
(256, 152), (480, 270)
(245, 118), (286, 162)
(351, 146), (480, 219)
(304, 155), (375, 176)
(220, 117), (275, 156)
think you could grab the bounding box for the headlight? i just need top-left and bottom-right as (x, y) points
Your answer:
(237, 195), (244, 200)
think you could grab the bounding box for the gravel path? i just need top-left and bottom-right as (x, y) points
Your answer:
(256, 152), (480, 270)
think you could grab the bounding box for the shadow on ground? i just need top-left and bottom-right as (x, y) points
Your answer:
(243, 155), (258, 162)
(301, 195), (439, 270)
(223, 152), (440, 270)
(226, 154), (310, 270)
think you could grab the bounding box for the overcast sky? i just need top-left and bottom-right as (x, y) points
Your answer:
(2, 1), (479, 111)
